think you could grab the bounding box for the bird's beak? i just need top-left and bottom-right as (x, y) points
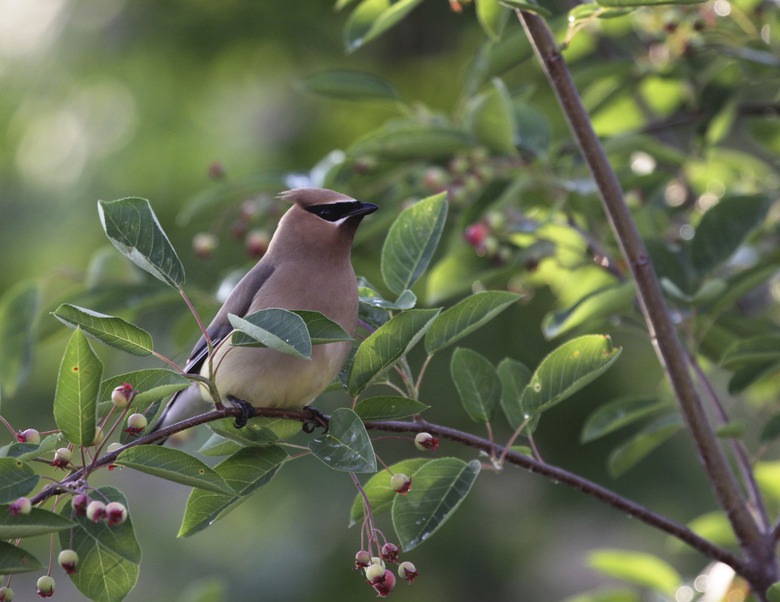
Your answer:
(348, 202), (379, 218)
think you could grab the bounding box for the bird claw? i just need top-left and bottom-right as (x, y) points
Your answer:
(227, 396), (254, 428)
(302, 406), (329, 434)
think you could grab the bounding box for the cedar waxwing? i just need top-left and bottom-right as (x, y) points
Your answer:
(153, 188), (378, 434)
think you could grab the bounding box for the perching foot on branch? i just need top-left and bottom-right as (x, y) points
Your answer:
(227, 395), (254, 428)
(302, 406), (329, 434)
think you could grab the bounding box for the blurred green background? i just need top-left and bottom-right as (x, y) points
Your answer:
(1, 0), (773, 600)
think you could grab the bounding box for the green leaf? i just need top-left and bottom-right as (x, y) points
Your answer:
(465, 78), (518, 155)
(581, 397), (666, 443)
(451, 348), (502, 423)
(198, 434), (243, 457)
(0, 540), (43, 573)
(681, 511), (736, 549)
(208, 417), (301, 447)
(349, 458), (429, 526)
(59, 487), (140, 602)
(691, 194), (773, 275)
(596, 0), (703, 7)
(360, 288), (417, 311)
(426, 246), (493, 304)
(720, 335), (780, 367)
(705, 98), (738, 146)
(289, 310), (353, 344)
(760, 414), (780, 445)
(499, 0), (553, 16)
(0, 280), (39, 398)
(392, 457), (480, 551)
(542, 282), (635, 339)
(229, 308), (312, 360)
(476, 0), (507, 41)
(344, 0), (425, 52)
(381, 192), (448, 295)
(98, 196), (185, 289)
(497, 358), (534, 431)
(3, 433), (61, 462)
(0, 457), (40, 502)
(588, 549), (681, 595)
(309, 408), (376, 472)
(178, 445), (288, 537)
(354, 396), (429, 421)
(607, 414), (683, 477)
(347, 308), (441, 396)
(52, 304), (153, 356)
(349, 124), (473, 160)
(0, 506), (74, 538)
(54, 328), (102, 447)
(115, 446), (235, 494)
(425, 291), (521, 355)
(567, 3), (603, 22)
(301, 69), (400, 101)
(716, 420), (747, 439)
(100, 369), (192, 409)
(522, 335), (622, 416)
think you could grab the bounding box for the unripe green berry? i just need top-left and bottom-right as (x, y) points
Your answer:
(390, 473), (412, 495)
(92, 427), (105, 446)
(105, 501), (128, 526)
(107, 442), (123, 454)
(58, 549), (79, 574)
(55, 447), (72, 463)
(35, 576), (55, 597)
(398, 560), (418, 583)
(19, 429), (41, 445)
(86, 500), (107, 522)
(111, 383), (135, 408)
(0, 585), (13, 601)
(414, 432), (439, 451)
(365, 562), (385, 583)
(9, 497), (31, 515)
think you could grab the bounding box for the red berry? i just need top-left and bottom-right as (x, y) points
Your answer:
(464, 223), (489, 248)
(371, 570), (396, 597)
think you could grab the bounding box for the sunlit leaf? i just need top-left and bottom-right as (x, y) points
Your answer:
(607, 414), (683, 477)
(115, 446), (235, 493)
(309, 408), (376, 472)
(588, 549), (681, 595)
(581, 397), (666, 443)
(0, 506), (74, 538)
(667, 511), (736, 552)
(98, 197), (185, 289)
(0, 280), (39, 398)
(500, 0), (553, 16)
(476, 0), (507, 41)
(53, 304), (154, 356)
(344, 0), (425, 52)
(425, 291), (521, 355)
(348, 308), (441, 396)
(596, 0), (704, 7)
(349, 458), (429, 525)
(354, 396), (429, 421)
(542, 282), (635, 339)
(53, 328), (102, 447)
(289, 310), (353, 344)
(59, 487), (140, 601)
(179, 445), (288, 537)
(451, 348), (502, 423)
(349, 124), (473, 160)
(229, 308), (312, 360)
(498, 358), (534, 431)
(381, 192), (448, 295)
(0, 541), (43, 573)
(522, 335), (622, 416)
(100, 369), (191, 410)
(392, 458), (480, 551)
(301, 69), (400, 101)
(690, 194), (773, 276)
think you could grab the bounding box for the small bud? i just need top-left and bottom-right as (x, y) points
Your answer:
(414, 432), (439, 451)
(124, 413), (148, 436)
(35, 576), (55, 598)
(355, 550), (371, 569)
(398, 561), (418, 584)
(365, 562), (385, 583)
(0, 585), (14, 601)
(72, 494), (90, 516)
(105, 501), (127, 526)
(381, 542), (399, 564)
(193, 232), (219, 259)
(8, 497), (32, 515)
(111, 383), (136, 408)
(92, 427), (105, 447)
(51, 447), (72, 468)
(58, 549), (79, 574)
(390, 473), (412, 495)
(16, 429), (41, 445)
(371, 570), (396, 597)
(86, 500), (107, 523)
(245, 229), (270, 259)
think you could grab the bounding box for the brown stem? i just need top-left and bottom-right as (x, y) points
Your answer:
(512, 9), (775, 596)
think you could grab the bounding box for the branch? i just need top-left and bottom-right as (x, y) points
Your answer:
(512, 9), (772, 582)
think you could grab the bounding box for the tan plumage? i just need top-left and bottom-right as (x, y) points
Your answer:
(154, 187), (377, 431)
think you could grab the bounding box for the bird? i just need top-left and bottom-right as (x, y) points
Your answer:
(152, 187), (378, 436)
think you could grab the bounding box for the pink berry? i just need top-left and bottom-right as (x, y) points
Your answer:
(105, 501), (127, 526)
(8, 497), (31, 515)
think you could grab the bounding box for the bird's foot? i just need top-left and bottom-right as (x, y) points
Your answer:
(301, 406), (329, 434)
(227, 395), (254, 428)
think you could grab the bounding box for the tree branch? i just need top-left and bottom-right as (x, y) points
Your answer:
(512, 10), (776, 593)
